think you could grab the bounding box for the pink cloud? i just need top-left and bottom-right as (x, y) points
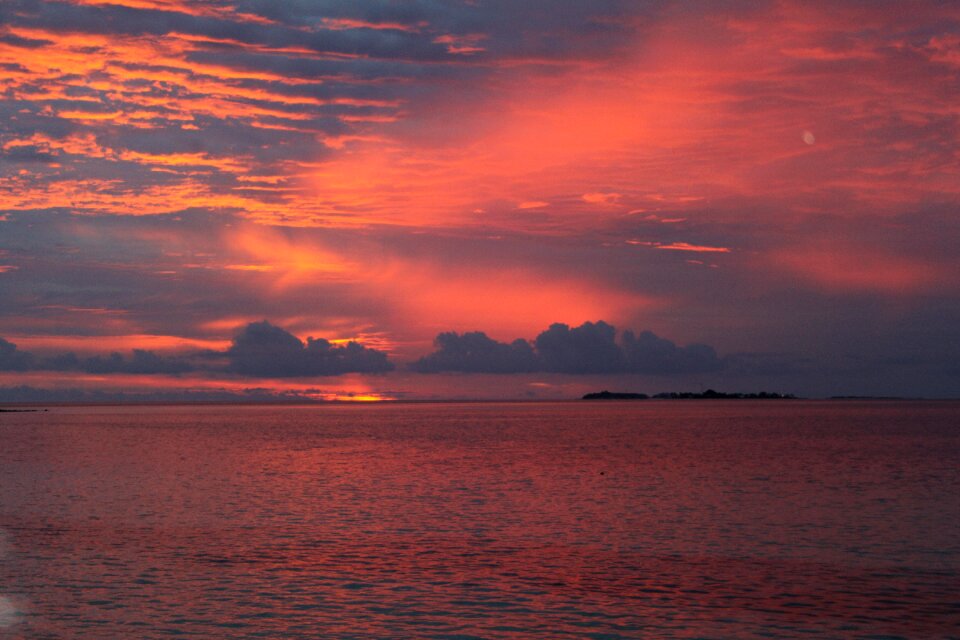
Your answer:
(771, 247), (944, 294)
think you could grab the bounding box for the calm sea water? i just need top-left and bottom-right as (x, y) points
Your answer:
(0, 401), (958, 639)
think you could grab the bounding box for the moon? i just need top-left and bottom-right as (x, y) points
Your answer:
(802, 130), (816, 145)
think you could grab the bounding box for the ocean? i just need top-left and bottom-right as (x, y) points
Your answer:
(1, 401), (958, 638)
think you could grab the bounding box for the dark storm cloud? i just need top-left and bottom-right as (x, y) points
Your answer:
(0, 338), (193, 374)
(60, 350), (195, 375)
(0, 323), (393, 378)
(0, 338), (34, 371)
(621, 330), (722, 375)
(226, 321), (393, 377)
(0, 384), (328, 404)
(535, 321), (624, 374)
(411, 331), (538, 373)
(411, 321), (721, 375)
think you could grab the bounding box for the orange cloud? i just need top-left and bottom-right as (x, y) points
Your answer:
(320, 18), (423, 32)
(433, 33), (486, 55)
(8, 333), (230, 355)
(224, 225), (352, 290)
(582, 192), (621, 205)
(656, 243), (731, 253)
(517, 201), (549, 209)
(626, 240), (730, 253)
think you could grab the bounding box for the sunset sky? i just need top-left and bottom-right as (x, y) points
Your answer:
(1, 0), (958, 400)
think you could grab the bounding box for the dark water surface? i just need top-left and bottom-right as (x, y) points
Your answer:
(1, 401), (958, 638)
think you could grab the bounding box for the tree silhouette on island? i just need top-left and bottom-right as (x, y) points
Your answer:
(583, 389), (796, 400)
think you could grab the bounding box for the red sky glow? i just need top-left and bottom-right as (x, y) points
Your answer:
(1, 0), (958, 400)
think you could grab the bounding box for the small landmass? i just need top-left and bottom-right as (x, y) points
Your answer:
(583, 391), (649, 400)
(652, 389), (795, 399)
(583, 389), (795, 400)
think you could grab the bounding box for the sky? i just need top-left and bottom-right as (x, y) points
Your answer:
(1, 0), (959, 401)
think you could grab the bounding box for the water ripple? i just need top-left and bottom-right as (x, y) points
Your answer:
(0, 401), (958, 638)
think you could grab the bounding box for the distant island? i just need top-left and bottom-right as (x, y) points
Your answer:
(582, 391), (649, 400)
(583, 389), (796, 400)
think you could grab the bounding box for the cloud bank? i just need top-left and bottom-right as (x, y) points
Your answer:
(1, 320), (724, 378)
(226, 320), (393, 376)
(0, 321), (393, 378)
(0, 338), (33, 371)
(412, 321), (722, 375)
(411, 331), (539, 373)
(46, 350), (195, 375)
